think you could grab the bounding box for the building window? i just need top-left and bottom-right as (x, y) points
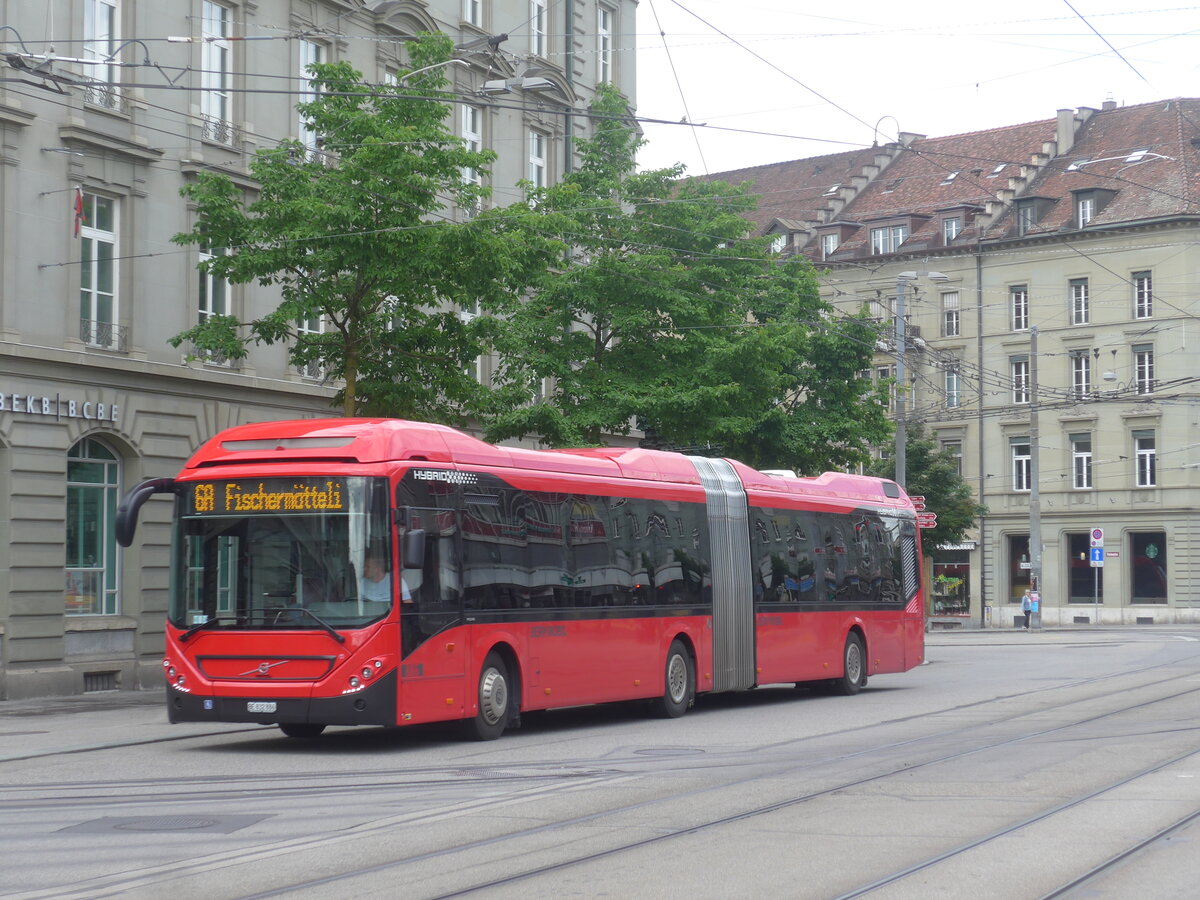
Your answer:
(597, 6), (613, 83)
(197, 245), (230, 364)
(944, 365), (961, 408)
(530, 0), (547, 57)
(1067, 533), (1103, 604)
(1008, 534), (1032, 601)
(65, 438), (121, 615)
(1011, 356), (1029, 404)
(296, 314), (325, 379)
(298, 40), (324, 157)
(769, 233), (787, 254)
(941, 440), (963, 476)
(1130, 531), (1167, 603)
(83, 0), (121, 108)
(80, 192), (121, 350)
(1011, 438), (1032, 492)
(876, 365), (896, 413)
(942, 216), (961, 243)
(1134, 430), (1156, 487)
(1133, 270), (1153, 318)
(528, 130), (547, 190)
(1070, 350), (1091, 399)
(1070, 432), (1092, 489)
(1133, 343), (1155, 394)
(1009, 284), (1029, 331)
(941, 291), (960, 336)
(1076, 194), (1095, 226)
(463, 0), (481, 27)
(1069, 277), (1089, 325)
(200, 1), (233, 143)
(461, 103), (483, 212)
(821, 232), (839, 259)
(870, 224), (908, 255)
(1016, 201), (1036, 235)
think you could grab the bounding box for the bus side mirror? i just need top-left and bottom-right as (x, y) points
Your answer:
(402, 529), (426, 569)
(115, 478), (177, 547)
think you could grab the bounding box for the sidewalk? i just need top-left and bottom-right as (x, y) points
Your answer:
(0, 688), (251, 763)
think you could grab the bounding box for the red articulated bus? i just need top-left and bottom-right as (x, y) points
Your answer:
(116, 418), (924, 740)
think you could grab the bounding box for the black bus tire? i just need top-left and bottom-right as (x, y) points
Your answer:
(834, 632), (866, 696)
(655, 640), (694, 718)
(279, 723), (326, 738)
(466, 651), (510, 741)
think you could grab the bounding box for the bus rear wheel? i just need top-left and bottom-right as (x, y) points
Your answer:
(466, 652), (510, 741)
(654, 640), (694, 718)
(834, 632), (867, 696)
(279, 723), (326, 738)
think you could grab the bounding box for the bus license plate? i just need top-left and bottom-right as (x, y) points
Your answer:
(247, 701), (277, 713)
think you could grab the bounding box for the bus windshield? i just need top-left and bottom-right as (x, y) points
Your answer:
(169, 476), (392, 631)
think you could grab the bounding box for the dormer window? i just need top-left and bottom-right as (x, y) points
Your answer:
(1070, 188), (1115, 228)
(1077, 195), (1095, 226)
(1016, 201), (1037, 235)
(770, 233), (787, 254)
(821, 232), (839, 259)
(870, 223), (908, 254)
(1014, 197), (1055, 236)
(942, 216), (962, 243)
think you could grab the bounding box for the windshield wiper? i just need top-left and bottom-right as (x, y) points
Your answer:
(281, 607), (347, 643)
(179, 617), (228, 643)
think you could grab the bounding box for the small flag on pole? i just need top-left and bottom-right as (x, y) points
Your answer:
(73, 186), (84, 238)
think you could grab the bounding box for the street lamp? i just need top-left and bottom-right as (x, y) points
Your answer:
(893, 270), (948, 490)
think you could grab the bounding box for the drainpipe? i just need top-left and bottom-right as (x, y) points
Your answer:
(563, 0), (574, 172)
(976, 248), (988, 628)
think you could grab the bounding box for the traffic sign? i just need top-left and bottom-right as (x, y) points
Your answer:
(916, 512), (938, 529)
(1090, 547), (1105, 568)
(910, 495), (926, 511)
(1090, 528), (1104, 548)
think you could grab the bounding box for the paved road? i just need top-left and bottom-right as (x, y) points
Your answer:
(3, 627), (1199, 899)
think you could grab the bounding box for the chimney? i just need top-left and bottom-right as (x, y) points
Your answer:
(1056, 108), (1076, 155)
(1102, 99), (1117, 111)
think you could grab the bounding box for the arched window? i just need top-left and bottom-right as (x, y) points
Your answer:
(65, 438), (121, 615)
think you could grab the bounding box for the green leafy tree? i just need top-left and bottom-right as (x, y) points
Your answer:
(171, 35), (540, 419)
(476, 86), (890, 472)
(868, 424), (987, 552)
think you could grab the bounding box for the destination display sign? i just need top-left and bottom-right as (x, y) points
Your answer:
(187, 478), (348, 515)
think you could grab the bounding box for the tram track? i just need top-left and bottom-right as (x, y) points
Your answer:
(3, 655), (1196, 815)
(10, 658), (1198, 900)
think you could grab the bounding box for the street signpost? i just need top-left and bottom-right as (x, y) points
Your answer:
(1090, 528), (1104, 623)
(916, 512), (937, 529)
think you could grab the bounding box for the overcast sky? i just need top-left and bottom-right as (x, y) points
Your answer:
(633, 1), (1200, 177)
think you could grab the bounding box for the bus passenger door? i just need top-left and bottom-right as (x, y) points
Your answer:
(398, 507), (467, 722)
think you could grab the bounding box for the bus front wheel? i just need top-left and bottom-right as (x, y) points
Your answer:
(834, 632), (867, 696)
(279, 723), (326, 738)
(466, 651), (510, 741)
(655, 640), (694, 718)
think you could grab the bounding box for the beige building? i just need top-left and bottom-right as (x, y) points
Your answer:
(0, 0), (635, 699)
(708, 99), (1200, 629)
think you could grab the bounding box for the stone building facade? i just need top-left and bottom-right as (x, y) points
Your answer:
(706, 99), (1200, 629)
(0, 0), (635, 699)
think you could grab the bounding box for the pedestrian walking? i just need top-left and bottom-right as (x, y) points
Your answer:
(1021, 589), (1033, 629)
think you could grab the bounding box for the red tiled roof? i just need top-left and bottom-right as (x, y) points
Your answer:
(686, 147), (887, 234)
(985, 98), (1200, 237)
(698, 99), (1200, 262)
